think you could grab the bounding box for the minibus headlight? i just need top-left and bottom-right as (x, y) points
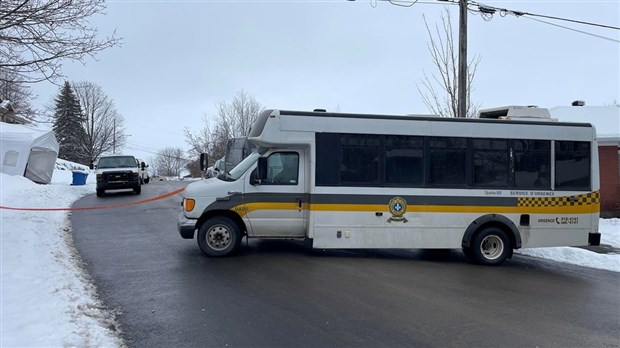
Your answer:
(184, 198), (195, 212)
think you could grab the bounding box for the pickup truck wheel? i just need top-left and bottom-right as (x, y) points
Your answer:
(96, 189), (104, 197)
(197, 217), (241, 257)
(134, 185), (141, 194)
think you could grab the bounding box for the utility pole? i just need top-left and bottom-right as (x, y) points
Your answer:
(458, 0), (468, 118)
(348, 0), (469, 117)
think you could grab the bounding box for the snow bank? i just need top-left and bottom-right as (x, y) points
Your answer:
(515, 219), (619, 272)
(1, 165), (122, 346)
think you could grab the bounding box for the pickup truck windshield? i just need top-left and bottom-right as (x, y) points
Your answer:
(226, 152), (260, 181)
(98, 156), (137, 169)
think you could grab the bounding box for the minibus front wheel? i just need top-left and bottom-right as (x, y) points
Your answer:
(197, 216), (242, 257)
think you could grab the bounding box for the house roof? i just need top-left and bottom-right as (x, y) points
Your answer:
(549, 106), (620, 144)
(0, 100), (30, 125)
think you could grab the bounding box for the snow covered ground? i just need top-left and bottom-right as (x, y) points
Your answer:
(516, 219), (620, 272)
(1, 161), (619, 346)
(1, 165), (123, 347)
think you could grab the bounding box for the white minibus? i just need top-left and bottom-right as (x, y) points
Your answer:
(178, 106), (600, 265)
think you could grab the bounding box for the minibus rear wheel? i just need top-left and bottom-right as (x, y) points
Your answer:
(470, 227), (510, 266)
(197, 217), (242, 257)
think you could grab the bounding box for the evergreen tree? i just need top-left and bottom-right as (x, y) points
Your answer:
(52, 81), (87, 163)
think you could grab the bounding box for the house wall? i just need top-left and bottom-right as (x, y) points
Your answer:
(599, 145), (620, 217)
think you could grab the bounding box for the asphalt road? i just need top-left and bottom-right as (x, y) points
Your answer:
(71, 181), (620, 348)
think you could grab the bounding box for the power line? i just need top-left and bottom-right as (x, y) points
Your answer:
(470, 0), (620, 31)
(125, 120), (186, 138)
(124, 145), (192, 162)
(126, 140), (164, 152)
(353, 0), (459, 6)
(523, 16), (620, 43)
(467, 1), (620, 43)
(376, 0), (618, 117)
(125, 142), (188, 156)
(388, 0), (419, 7)
(526, 11), (619, 31)
(379, 0), (620, 33)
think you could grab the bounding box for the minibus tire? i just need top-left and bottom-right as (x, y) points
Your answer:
(96, 189), (104, 197)
(471, 227), (510, 266)
(197, 217), (241, 257)
(462, 247), (474, 261)
(134, 185), (141, 194)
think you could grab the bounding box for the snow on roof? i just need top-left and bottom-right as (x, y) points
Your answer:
(0, 99), (12, 110)
(1, 121), (51, 135)
(549, 106), (620, 142)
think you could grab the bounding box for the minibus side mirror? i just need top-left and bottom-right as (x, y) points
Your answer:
(257, 157), (268, 180)
(200, 153), (209, 171)
(140, 161), (146, 170)
(89, 162), (94, 170)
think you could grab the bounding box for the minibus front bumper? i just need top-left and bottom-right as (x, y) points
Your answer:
(177, 213), (197, 239)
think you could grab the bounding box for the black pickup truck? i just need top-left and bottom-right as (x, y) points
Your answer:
(93, 155), (142, 197)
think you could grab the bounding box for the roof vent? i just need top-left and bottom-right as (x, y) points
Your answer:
(572, 100), (585, 106)
(477, 105), (555, 122)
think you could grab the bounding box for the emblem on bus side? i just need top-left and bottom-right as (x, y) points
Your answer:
(388, 197), (408, 223)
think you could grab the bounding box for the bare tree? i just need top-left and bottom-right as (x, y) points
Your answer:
(0, 69), (38, 121)
(153, 147), (187, 177)
(417, 8), (480, 118)
(208, 122), (230, 164)
(215, 90), (264, 139)
(185, 90), (264, 164)
(213, 90), (264, 158)
(72, 81), (126, 163)
(0, 0), (121, 84)
(184, 115), (213, 159)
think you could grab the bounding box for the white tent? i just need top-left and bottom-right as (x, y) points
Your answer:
(1, 122), (59, 184)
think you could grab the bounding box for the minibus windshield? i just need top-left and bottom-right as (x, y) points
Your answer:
(225, 151), (260, 181)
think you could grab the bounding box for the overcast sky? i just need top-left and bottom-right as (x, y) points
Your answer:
(31, 0), (620, 163)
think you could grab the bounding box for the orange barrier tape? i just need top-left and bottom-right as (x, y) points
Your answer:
(0, 188), (185, 211)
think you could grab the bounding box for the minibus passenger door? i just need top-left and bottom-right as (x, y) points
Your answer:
(244, 151), (307, 238)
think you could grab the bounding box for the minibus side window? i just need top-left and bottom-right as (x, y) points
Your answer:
(261, 152), (299, 185)
(429, 137), (467, 186)
(555, 141), (590, 190)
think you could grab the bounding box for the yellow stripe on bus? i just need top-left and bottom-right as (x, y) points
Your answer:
(232, 202), (599, 217)
(232, 202), (304, 217)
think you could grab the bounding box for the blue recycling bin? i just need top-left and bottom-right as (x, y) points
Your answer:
(71, 171), (88, 185)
